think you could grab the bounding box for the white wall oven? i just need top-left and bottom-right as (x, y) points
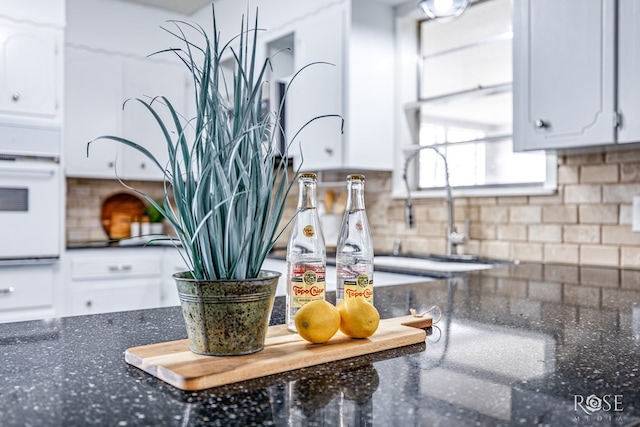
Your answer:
(0, 123), (61, 263)
(0, 157), (61, 261)
(0, 123), (61, 322)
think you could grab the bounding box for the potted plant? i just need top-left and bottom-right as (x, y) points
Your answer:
(88, 8), (340, 355)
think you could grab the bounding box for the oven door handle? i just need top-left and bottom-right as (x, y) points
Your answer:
(0, 167), (56, 177)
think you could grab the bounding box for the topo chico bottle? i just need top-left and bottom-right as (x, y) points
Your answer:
(286, 173), (327, 332)
(336, 174), (374, 305)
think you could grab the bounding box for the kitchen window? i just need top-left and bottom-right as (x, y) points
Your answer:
(399, 0), (556, 198)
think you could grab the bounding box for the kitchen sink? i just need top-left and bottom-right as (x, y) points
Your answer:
(374, 254), (512, 277)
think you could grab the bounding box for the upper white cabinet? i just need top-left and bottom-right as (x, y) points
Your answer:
(0, 19), (63, 125)
(286, 5), (344, 170)
(513, 0), (616, 151)
(267, 0), (395, 171)
(121, 56), (187, 180)
(514, 0), (640, 151)
(65, 46), (188, 180)
(65, 47), (121, 176)
(617, 0), (640, 144)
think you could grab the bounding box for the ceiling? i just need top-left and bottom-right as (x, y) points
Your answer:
(115, 0), (411, 16)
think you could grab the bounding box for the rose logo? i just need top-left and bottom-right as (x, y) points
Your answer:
(584, 395), (602, 413)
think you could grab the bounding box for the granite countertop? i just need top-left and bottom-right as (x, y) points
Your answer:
(1, 263), (639, 426)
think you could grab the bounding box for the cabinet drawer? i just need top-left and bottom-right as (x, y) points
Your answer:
(71, 256), (162, 281)
(69, 280), (161, 316)
(0, 265), (54, 312)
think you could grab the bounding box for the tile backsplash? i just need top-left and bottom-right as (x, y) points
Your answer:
(66, 178), (168, 243)
(66, 148), (640, 268)
(368, 149), (640, 269)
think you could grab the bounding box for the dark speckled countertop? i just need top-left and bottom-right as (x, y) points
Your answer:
(1, 263), (639, 426)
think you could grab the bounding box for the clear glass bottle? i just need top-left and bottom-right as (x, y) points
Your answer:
(336, 174), (374, 304)
(286, 173), (327, 332)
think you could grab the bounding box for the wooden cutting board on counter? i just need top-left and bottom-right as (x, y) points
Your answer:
(125, 315), (431, 391)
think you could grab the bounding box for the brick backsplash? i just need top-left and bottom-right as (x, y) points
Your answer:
(365, 149), (640, 269)
(66, 148), (640, 268)
(66, 177), (299, 247)
(66, 178), (168, 244)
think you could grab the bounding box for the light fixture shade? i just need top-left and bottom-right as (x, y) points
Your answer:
(418, 0), (470, 20)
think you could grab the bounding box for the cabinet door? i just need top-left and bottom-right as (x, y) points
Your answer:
(617, 0), (640, 144)
(290, 5), (345, 171)
(513, 0), (616, 151)
(122, 57), (187, 181)
(65, 46), (122, 178)
(0, 21), (60, 119)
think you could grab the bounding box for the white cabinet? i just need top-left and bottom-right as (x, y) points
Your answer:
(617, 0), (640, 144)
(287, 4), (344, 171)
(0, 263), (58, 323)
(162, 248), (188, 307)
(121, 56), (188, 180)
(0, 19), (62, 124)
(272, 0), (395, 172)
(65, 249), (163, 316)
(65, 47), (121, 177)
(65, 46), (188, 180)
(514, 0), (640, 151)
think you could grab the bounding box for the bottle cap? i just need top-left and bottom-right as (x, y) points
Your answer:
(347, 174), (365, 181)
(299, 172), (317, 180)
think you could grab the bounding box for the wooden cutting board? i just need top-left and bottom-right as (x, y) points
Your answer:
(125, 315), (431, 391)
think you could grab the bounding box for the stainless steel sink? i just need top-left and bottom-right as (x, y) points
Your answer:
(374, 254), (512, 276)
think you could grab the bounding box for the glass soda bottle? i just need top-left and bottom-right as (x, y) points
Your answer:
(286, 173), (327, 332)
(336, 174), (374, 304)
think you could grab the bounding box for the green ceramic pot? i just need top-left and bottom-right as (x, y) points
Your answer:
(174, 270), (280, 356)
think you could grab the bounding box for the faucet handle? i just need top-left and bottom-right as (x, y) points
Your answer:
(450, 219), (469, 245)
(392, 239), (402, 256)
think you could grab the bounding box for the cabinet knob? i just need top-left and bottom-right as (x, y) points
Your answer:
(140, 162), (146, 169)
(11, 92), (20, 102)
(535, 119), (547, 129)
(108, 161), (114, 168)
(86, 300), (92, 308)
(324, 147), (334, 156)
(0, 286), (15, 295)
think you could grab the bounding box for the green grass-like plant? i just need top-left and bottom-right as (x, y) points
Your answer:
(88, 8), (340, 281)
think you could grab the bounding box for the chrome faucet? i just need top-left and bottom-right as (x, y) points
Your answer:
(402, 146), (467, 256)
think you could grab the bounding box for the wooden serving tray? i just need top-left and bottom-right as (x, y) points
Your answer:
(125, 315), (431, 391)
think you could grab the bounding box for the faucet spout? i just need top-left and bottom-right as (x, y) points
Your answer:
(402, 146), (466, 256)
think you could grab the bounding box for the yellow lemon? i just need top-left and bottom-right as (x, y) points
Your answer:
(294, 299), (340, 343)
(336, 297), (380, 339)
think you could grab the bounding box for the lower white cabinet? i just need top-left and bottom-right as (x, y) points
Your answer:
(64, 248), (164, 316)
(0, 263), (58, 323)
(58, 247), (434, 318)
(162, 248), (188, 307)
(69, 280), (161, 316)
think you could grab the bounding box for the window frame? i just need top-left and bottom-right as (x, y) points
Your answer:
(391, 0), (557, 201)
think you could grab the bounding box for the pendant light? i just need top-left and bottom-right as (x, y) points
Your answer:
(418, 0), (470, 20)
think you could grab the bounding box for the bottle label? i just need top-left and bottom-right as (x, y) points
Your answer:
(343, 273), (373, 303)
(290, 264), (326, 308)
